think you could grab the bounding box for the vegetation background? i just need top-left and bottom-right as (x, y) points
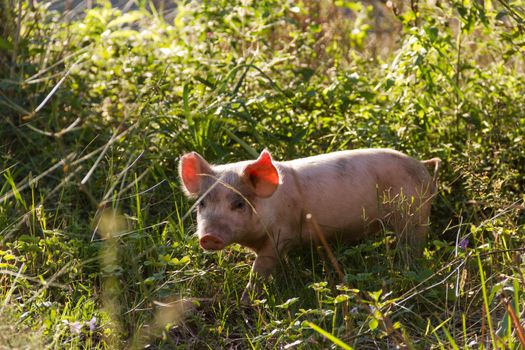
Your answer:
(1, 0), (524, 348)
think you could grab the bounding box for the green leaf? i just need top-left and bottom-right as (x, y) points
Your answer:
(334, 294), (350, 304)
(369, 318), (379, 331)
(276, 297), (299, 309)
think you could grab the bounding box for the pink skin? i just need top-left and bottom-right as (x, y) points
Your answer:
(179, 149), (440, 300)
(179, 150), (278, 254)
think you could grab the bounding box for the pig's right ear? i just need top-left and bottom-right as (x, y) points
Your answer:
(179, 152), (212, 196)
(242, 149), (280, 198)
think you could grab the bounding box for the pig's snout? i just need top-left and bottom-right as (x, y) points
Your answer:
(199, 234), (226, 251)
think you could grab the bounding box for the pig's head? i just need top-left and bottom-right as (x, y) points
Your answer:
(179, 150), (280, 251)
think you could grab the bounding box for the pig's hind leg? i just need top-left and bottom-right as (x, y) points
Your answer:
(410, 199), (432, 255)
(386, 189), (430, 261)
(407, 183), (435, 255)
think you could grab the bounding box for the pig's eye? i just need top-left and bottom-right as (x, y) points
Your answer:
(231, 200), (245, 211)
(198, 199), (206, 209)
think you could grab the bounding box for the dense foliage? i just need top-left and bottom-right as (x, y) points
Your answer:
(1, 0), (524, 348)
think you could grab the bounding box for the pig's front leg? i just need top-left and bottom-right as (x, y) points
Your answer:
(241, 240), (279, 302)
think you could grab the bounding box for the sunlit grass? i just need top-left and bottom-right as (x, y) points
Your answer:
(1, 0), (524, 348)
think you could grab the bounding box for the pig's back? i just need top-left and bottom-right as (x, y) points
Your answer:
(282, 149), (433, 238)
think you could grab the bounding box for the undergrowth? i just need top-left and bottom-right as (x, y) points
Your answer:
(1, 0), (524, 348)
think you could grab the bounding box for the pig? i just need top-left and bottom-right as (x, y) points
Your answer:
(179, 149), (440, 297)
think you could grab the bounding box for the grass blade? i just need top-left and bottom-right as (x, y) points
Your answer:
(476, 252), (497, 349)
(306, 321), (353, 350)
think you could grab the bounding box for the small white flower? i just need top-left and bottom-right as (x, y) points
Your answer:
(70, 321), (82, 334)
(88, 316), (97, 331)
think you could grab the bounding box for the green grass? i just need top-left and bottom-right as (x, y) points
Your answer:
(1, 0), (525, 348)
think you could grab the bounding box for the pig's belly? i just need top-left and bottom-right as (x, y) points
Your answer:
(312, 208), (381, 241)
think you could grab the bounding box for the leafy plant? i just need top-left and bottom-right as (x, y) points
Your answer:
(1, 0), (524, 348)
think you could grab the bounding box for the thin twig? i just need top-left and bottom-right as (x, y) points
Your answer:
(1, 263), (26, 315)
(101, 151), (145, 203)
(306, 213), (345, 281)
(502, 296), (525, 347)
(24, 47), (90, 84)
(100, 169), (152, 206)
(24, 117), (81, 137)
(80, 122), (137, 186)
(23, 59), (82, 120)
(0, 268), (67, 290)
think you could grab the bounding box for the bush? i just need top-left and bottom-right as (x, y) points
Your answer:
(1, 0), (524, 348)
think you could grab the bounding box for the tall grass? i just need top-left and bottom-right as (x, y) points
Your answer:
(1, 0), (524, 348)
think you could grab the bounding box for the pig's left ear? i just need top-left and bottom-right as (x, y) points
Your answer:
(242, 149), (280, 198)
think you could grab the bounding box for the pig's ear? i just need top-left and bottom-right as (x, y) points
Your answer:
(242, 149), (280, 198)
(179, 152), (212, 196)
